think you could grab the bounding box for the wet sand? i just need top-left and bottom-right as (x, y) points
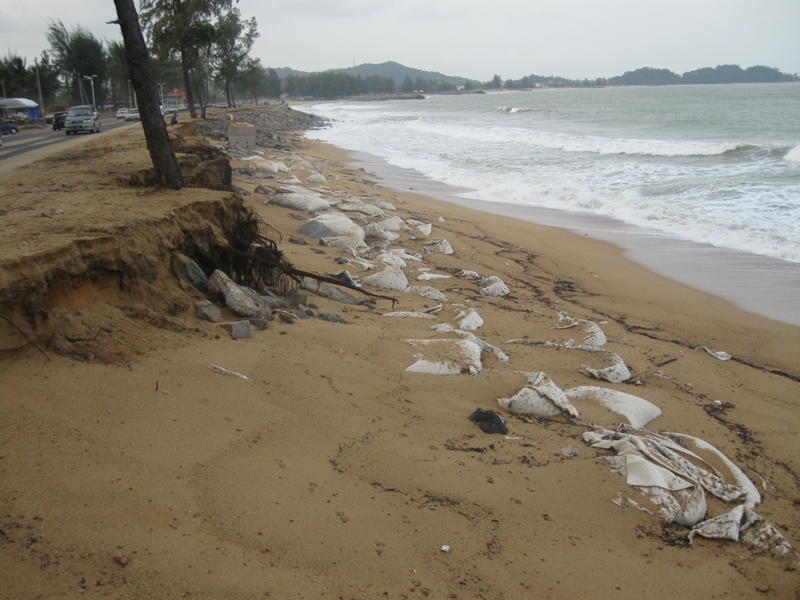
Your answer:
(345, 148), (800, 326)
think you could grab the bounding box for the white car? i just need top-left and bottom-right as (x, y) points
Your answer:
(115, 108), (129, 119)
(123, 109), (141, 122)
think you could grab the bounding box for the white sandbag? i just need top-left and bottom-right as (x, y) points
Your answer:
(338, 202), (386, 218)
(695, 346), (732, 361)
(387, 248), (423, 261)
(306, 172), (327, 184)
(661, 432), (760, 507)
(577, 352), (631, 383)
(478, 275), (510, 297)
(377, 252), (406, 268)
(300, 212), (365, 242)
(497, 372), (579, 418)
(364, 223), (400, 241)
(456, 308), (484, 331)
(416, 272), (451, 281)
(271, 190), (331, 211)
(407, 286), (447, 302)
(405, 339), (483, 375)
(555, 312), (607, 346)
(379, 216), (408, 231)
(455, 331), (509, 363)
(376, 201), (397, 211)
(361, 267), (409, 291)
(382, 311), (435, 319)
(688, 506), (792, 556)
(415, 223), (432, 236)
(243, 157), (288, 175)
(566, 386), (661, 428)
(420, 238), (454, 255)
(208, 270), (266, 318)
(431, 323), (455, 332)
(457, 270), (480, 280)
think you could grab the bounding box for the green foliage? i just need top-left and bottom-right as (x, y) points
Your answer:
(212, 8), (258, 107)
(235, 58), (281, 103)
(46, 20), (108, 105)
(282, 72), (401, 99)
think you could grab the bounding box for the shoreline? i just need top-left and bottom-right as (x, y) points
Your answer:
(332, 144), (800, 327)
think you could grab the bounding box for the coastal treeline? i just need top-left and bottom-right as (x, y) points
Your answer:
(0, 0), (279, 115)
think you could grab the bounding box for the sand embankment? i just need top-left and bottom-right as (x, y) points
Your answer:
(0, 115), (798, 599)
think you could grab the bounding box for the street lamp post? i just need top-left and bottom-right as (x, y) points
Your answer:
(83, 74), (97, 112)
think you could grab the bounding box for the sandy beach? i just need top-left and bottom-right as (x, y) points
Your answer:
(0, 113), (798, 599)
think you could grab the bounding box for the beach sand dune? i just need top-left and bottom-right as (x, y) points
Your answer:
(0, 118), (798, 599)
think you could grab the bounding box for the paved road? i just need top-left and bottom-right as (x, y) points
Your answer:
(0, 116), (134, 161)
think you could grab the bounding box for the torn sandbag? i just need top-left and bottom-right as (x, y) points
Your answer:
(468, 408), (508, 434)
(405, 338), (483, 375)
(338, 202), (387, 218)
(555, 312), (607, 346)
(565, 386), (661, 428)
(577, 351), (631, 383)
(455, 308), (484, 331)
(478, 275), (510, 296)
(364, 223), (400, 242)
(377, 252), (407, 268)
(361, 267), (409, 291)
(382, 311), (435, 319)
(688, 506), (793, 556)
(416, 272), (451, 281)
(455, 331), (509, 363)
(407, 286), (447, 302)
(497, 372), (579, 418)
(420, 238), (454, 255)
(378, 216), (409, 231)
(457, 269), (480, 280)
(660, 432), (760, 507)
(695, 346), (732, 361)
(431, 323), (455, 332)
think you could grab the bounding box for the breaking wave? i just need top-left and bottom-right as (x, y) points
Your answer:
(785, 144), (800, 163)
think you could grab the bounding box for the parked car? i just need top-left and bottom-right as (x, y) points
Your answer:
(123, 109), (141, 122)
(52, 111), (68, 131)
(64, 105), (100, 135)
(115, 107), (129, 119)
(1, 120), (19, 135)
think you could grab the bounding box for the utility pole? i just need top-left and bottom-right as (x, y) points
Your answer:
(83, 75), (97, 111)
(34, 59), (45, 124)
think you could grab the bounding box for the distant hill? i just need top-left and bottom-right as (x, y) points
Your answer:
(273, 61), (474, 86)
(609, 65), (798, 86)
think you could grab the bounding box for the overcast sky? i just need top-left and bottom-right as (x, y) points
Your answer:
(2, 0), (798, 80)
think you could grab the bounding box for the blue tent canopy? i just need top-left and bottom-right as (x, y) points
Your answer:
(0, 98), (41, 120)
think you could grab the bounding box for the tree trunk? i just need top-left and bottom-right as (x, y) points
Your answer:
(180, 46), (197, 119)
(113, 0), (182, 189)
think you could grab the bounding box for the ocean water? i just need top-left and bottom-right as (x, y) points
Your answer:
(305, 83), (800, 264)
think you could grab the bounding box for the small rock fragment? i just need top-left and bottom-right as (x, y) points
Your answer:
(221, 321), (253, 339)
(195, 300), (223, 322)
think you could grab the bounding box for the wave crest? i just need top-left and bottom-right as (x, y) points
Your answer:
(785, 144), (800, 163)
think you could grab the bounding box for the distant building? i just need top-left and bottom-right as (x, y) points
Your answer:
(165, 88), (186, 108)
